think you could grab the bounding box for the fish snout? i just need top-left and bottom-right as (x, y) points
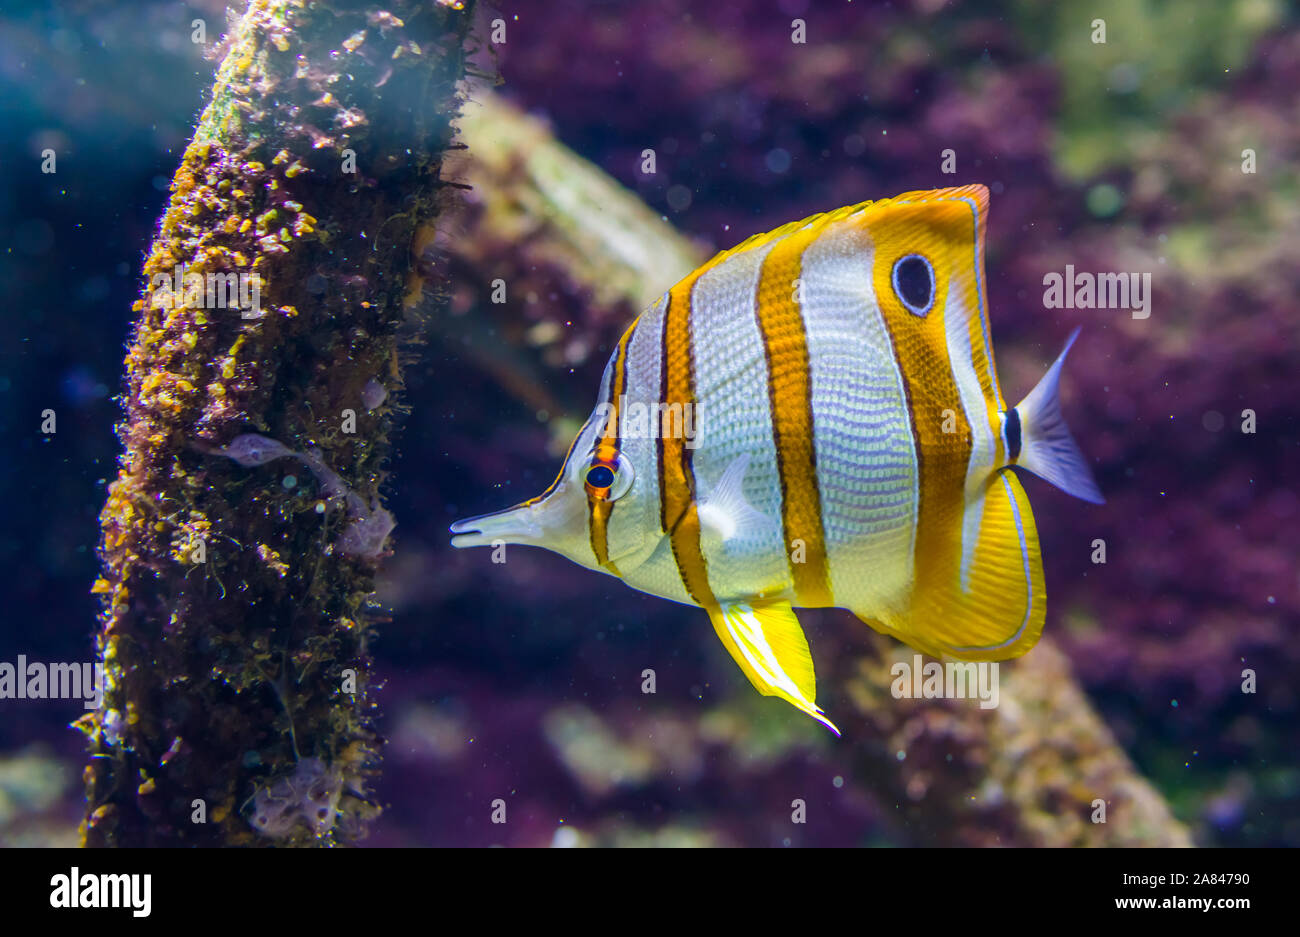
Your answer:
(449, 483), (585, 550)
(448, 503), (544, 548)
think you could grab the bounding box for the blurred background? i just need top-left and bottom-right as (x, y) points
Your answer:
(1, 0), (1297, 846)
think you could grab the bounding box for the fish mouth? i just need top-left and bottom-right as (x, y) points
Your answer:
(448, 503), (545, 548)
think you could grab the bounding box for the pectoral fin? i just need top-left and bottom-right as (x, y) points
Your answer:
(708, 600), (840, 735)
(697, 452), (772, 544)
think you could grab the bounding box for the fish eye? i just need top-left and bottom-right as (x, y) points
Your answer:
(583, 449), (635, 502)
(891, 253), (935, 316)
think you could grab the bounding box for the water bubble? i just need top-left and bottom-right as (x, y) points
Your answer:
(765, 148), (792, 174)
(666, 184), (692, 212)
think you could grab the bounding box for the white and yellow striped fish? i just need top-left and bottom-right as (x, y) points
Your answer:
(451, 185), (1103, 734)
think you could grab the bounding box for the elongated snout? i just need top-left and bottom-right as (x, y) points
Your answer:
(449, 502), (545, 548)
(449, 481), (586, 550)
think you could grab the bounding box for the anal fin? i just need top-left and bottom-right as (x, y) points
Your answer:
(902, 469), (1046, 661)
(707, 600), (840, 735)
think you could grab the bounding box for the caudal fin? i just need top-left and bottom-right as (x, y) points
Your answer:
(1013, 327), (1105, 504)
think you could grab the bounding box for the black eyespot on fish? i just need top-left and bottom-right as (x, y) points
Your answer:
(891, 254), (935, 316)
(585, 465), (615, 489)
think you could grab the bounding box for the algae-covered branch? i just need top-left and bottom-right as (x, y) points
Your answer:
(81, 0), (476, 846)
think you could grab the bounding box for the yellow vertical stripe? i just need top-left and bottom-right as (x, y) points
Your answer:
(589, 322), (636, 574)
(754, 227), (833, 607)
(885, 185), (1005, 468)
(655, 234), (761, 609)
(863, 204), (973, 621)
(659, 282), (719, 611)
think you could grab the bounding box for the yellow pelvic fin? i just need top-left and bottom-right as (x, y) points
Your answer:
(708, 600), (840, 735)
(875, 468), (1046, 661)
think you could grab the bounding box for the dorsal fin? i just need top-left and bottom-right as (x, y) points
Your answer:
(702, 185), (990, 276)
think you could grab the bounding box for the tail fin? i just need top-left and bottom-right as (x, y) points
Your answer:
(1013, 327), (1105, 504)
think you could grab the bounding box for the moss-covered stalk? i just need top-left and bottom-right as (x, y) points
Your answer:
(82, 0), (475, 847)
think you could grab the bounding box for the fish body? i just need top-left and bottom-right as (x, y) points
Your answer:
(451, 185), (1103, 733)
